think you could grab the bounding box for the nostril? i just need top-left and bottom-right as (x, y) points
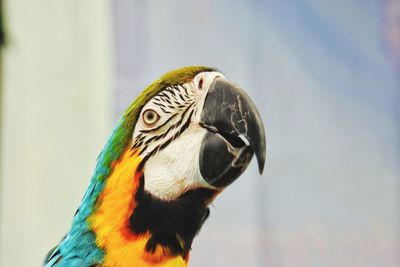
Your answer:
(219, 132), (246, 148)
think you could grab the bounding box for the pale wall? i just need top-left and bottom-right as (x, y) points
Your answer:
(0, 1), (112, 266)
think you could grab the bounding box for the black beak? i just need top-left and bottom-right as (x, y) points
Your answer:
(199, 77), (266, 188)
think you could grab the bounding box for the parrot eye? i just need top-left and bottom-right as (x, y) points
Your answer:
(142, 109), (160, 126)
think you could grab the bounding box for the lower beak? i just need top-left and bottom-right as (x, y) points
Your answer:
(199, 77), (266, 188)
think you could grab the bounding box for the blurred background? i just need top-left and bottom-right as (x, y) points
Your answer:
(0, 0), (399, 266)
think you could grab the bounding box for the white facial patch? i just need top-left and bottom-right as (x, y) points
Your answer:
(143, 126), (213, 200)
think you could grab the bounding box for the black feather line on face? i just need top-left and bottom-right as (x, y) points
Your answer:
(152, 101), (167, 108)
(129, 174), (216, 257)
(177, 92), (185, 102)
(160, 106), (171, 114)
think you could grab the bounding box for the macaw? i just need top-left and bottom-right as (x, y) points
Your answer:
(44, 66), (266, 267)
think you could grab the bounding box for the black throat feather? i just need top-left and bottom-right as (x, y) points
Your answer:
(129, 174), (216, 258)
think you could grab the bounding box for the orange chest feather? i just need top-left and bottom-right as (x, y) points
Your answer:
(88, 149), (188, 267)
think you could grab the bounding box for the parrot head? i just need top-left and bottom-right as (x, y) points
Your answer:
(131, 66), (266, 199)
(45, 66), (266, 267)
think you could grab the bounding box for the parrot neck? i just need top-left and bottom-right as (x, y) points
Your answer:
(86, 147), (215, 266)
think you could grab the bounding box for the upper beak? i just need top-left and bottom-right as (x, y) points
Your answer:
(199, 77), (266, 188)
